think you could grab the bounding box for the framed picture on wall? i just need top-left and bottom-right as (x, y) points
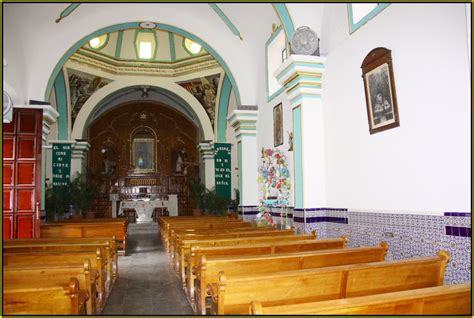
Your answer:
(361, 47), (400, 134)
(273, 103), (283, 147)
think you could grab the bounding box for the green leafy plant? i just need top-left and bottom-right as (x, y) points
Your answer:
(45, 184), (72, 221)
(70, 172), (98, 216)
(189, 178), (206, 209)
(204, 189), (231, 215)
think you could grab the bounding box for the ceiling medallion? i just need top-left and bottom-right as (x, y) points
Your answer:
(139, 22), (157, 29)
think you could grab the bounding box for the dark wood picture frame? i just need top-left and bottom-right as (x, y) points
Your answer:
(361, 47), (400, 134)
(273, 103), (283, 147)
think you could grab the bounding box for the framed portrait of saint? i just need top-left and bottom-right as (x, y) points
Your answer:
(273, 103), (283, 147)
(361, 47), (400, 134)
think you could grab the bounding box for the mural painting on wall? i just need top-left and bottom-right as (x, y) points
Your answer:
(257, 148), (291, 203)
(68, 69), (112, 126)
(178, 74), (220, 128)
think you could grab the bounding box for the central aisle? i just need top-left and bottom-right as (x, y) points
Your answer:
(103, 223), (193, 315)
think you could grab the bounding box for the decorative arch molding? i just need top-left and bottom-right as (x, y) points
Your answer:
(71, 77), (214, 142)
(272, 4), (295, 40)
(45, 22), (242, 107)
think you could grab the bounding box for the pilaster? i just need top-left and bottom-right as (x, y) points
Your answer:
(197, 141), (215, 190)
(227, 109), (258, 207)
(275, 55), (327, 211)
(71, 141), (91, 176)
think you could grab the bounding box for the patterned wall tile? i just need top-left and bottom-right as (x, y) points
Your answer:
(293, 208), (471, 285)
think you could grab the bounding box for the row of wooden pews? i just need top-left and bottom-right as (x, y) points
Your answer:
(3, 218), (128, 315)
(161, 216), (471, 315)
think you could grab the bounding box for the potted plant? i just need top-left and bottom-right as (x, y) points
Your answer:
(190, 178), (206, 216)
(45, 184), (71, 221)
(204, 189), (232, 216)
(70, 172), (98, 218)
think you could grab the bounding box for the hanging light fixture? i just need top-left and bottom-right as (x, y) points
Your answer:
(141, 86), (149, 99)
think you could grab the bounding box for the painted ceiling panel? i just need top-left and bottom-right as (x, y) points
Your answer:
(173, 34), (190, 61)
(156, 30), (171, 62)
(99, 32), (118, 57)
(119, 29), (137, 60)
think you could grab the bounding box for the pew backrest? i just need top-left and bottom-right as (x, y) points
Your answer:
(3, 277), (87, 315)
(250, 283), (471, 315)
(193, 242), (388, 314)
(211, 251), (450, 314)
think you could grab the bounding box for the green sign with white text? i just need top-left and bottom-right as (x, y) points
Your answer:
(214, 143), (232, 199)
(52, 143), (72, 187)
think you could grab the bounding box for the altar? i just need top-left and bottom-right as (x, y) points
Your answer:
(119, 198), (175, 223)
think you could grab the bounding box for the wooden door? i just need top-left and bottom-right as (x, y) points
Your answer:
(3, 108), (42, 239)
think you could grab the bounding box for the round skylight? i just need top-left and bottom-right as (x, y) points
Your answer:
(184, 38), (202, 55)
(89, 34), (108, 49)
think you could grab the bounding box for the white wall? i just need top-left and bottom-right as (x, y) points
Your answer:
(256, 24), (295, 206)
(322, 4), (471, 213)
(3, 6), (28, 104)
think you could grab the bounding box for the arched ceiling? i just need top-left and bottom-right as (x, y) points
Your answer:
(81, 29), (209, 63)
(4, 3), (282, 105)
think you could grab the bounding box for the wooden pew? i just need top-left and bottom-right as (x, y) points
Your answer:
(3, 277), (88, 315)
(193, 242), (388, 314)
(166, 226), (273, 253)
(3, 238), (117, 284)
(4, 248), (110, 309)
(177, 232), (318, 283)
(208, 251), (450, 315)
(187, 236), (348, 289)
(41, 221), (128, 255)
(4, 260), (98, 315)
(162, 220), (250, 246)
(250, 283), (471, 315)
(160, 216), (243, 237)
(171, 228), (293, 262)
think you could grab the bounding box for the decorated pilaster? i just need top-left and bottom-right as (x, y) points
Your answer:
(71, 141), (91, 176)
(197, 142), (215, 190)
(275, 55), (327, 232)
(227, 109), (258, 219)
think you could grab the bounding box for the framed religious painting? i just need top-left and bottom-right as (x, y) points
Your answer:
(132, 138), (155, 173)
(273, 103), (283, 147)
(361, 47), (400, 134)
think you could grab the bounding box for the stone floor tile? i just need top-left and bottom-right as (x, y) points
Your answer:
(102, 223), (194, 315)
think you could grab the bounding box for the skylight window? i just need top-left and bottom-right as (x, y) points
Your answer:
(88, 34), (108, 50)
(134, 30), (157, 60)
(139, 41), (153, 59)
(184, 38), (202, 55)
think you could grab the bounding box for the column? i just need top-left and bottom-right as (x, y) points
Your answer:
(275, 55), (327, 233)
(227, 109), (258, 220)
(71, 141), (91, 176)
(197, 142), (215, 190)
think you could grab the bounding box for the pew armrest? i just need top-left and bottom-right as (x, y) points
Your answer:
(208, 283), (219, 302)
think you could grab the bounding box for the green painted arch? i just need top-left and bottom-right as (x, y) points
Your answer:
(44, 22), (242, 108)
(272, 4), (295, 40)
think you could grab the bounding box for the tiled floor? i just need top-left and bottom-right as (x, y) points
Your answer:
(102, 223), (193, 315)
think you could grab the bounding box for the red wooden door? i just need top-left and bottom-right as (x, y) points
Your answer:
(3, 108), (42, 239)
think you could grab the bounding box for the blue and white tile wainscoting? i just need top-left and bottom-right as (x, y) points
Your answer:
(291, 208), (471, 285)
(238, 205), (259, 221)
